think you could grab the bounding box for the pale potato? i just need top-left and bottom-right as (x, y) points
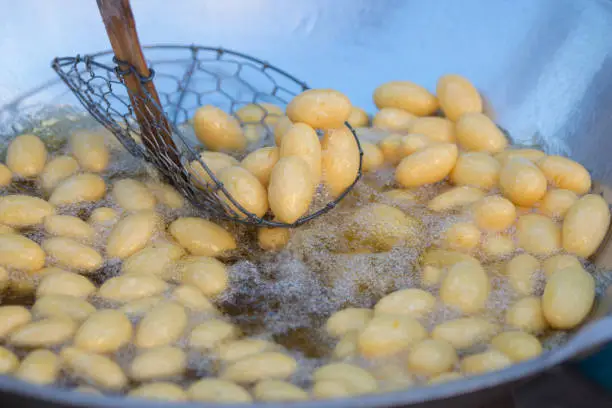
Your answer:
(31, 295), (96, 322)
(0, 306), (32, 339)
(312, 380), (352, 399)
(274, 116), (293, 146)
(443, 222), (481, 252)
(473, 196), (516, 232)
(122, 247), (175, 277)
(74, 309), (133, 353)
(188, 319), (238, 349)
(505, 254), (540, 296)
(372, 108), (416, 132)
(37, 271), (95, 298)
(15, 349), (60, 385)
(235, 103), (283, 126)
(374, 81), (438, 116)
(88, 207), (119, 226)
(221, 352), (297, 384)
(6, 134), (47, 177)
(130, 346), (187, 381)
(0, 234), (46, 272)
(106, 211), (160, 259)
(120, 297), (163, 318)
(257, 226), (290, 251)
(112, 178), (156, 211)
(0, 224), (15, 234)
(360, 142), (385, 172)
(70, 131), (109, 172)
(39, 156), (79, 191)
(347, 106), (370, 128)
(48, 173), (106, 205)
(326, 308), (373, 337)
(428, 186), (485, 212)
(456, 113), (507, 153)
(421, 265), (443, 287)
(333, 332), (359, 359)
(395, 143), (458, 188)
(129, 382), (187, 401)
(268, 157), (314, 224)
(427, 372), (464, 385)
(408, 116), (455, 143)
(407, 339), (458, 376)
(499, 158), (547, 207)
(280, 123), (322, 182)
(537, 155), (591, 195)
(432, 317), (497, 349)
(180, 256), (228, 297)
(358, 314), (427, 358)
(0, 346), (19, 374)
(313, 363), (378, 396)
(98, 275), (168, 303)
(542, 266), (595, 329)
(0, 163), (12, 187)
(495, 149), (546, 165)
(9, 317), (77, 347)
(345, 203), (420, 252)
(193, 105), (246, 151)
(482, 234), (515, 259)
(145, 181), (184, 209)
(505, 297), (548, 333)
(440, 260), (489, 314)
(44, 215), (94, 243)
(241, 147), (280, 186)
(253, 380), (308, 402)
(562, 194), (611, 257)
(379, 134), (405, 164)
(42, 237), (103, 273)
(0, 195), (55, 227)
(169, 217), (236, 257)
(190, 151), (239, 186)
(217, 166), (269, 219)
(216, 339), (276, 362)
(374, 288), (436, 319)
(399, 133), (433, 156)
(286, 89), (351, 129)
(60, 347), (127, 390)
(187, 379), (252, 403)
(491, 331), (542, 362)
(171, 285), (216, 313)
(539, 189), (578, 219)
(321, 127), (360, 197)
(516, 214), (561, 255)
(542, 254), (581, 278)
(450, 152), (500, 190)
(436, 75), (482, 121)
(460, 350), (512, 375)
(135, 301), (187, 348)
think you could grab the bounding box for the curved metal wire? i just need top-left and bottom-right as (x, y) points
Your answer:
(51, 44), (363, 227)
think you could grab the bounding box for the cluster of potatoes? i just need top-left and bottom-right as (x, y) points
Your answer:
(315, 75), (611, 388)
(189, 92), (360, 223)
(0, 73), (610, 403)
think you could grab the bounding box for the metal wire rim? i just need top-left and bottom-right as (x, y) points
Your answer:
(51, 44), (363, 228)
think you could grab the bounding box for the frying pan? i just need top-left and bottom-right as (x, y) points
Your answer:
(1, 0), (612, 406)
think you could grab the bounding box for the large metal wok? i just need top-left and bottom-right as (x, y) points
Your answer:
(1, 0), (612, 407)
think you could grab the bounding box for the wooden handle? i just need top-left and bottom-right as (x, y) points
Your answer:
(97, 0), (181, 166)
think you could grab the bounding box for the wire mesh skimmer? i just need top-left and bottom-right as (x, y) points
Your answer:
(51, 0), (362, 228)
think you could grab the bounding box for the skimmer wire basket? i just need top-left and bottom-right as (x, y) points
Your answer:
(51, 44), (363, 227)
